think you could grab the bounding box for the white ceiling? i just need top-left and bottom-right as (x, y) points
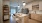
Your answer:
(10, 0), (34, 3)
(10, 0), (40, 7)
(3, 0), (10, 1)
(3, 0), (41, 7)
(10, 0), (35, 7)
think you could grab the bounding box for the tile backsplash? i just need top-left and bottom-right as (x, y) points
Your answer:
(36, 11), (42, 14)
(29, 10), (35, 14)
(29, 10), (42, 14)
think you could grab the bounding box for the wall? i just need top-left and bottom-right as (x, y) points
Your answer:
(25, 3), (32, 10)
(25, 1), (42, 14)
(32, 1), (39, 5)
(0, 0), (3, 23)
(3, 1), (10, 5)
(3, 1), (10, 12)
(39, 1), (42, 10)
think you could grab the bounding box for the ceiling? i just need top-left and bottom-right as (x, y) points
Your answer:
(10, 0), (34, 3)
(10, 0), (41, 7)
(10, 0), (35, 7)
(3, 0), (41, 7)
(3, 0), (10, 1)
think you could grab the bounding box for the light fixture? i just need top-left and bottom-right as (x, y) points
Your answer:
(23, 1), (26, 6)
(18, 5), (20, 9)
(23, 2), (26, 6)
(18, 5), (20, 8)
(17, 0), (20, 8)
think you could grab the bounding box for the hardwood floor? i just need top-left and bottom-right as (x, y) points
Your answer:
(3, 16), (16, 23)
(28, 19), (42, 23)
(3, 15), (42, 23)
(3, 20), (10, 23)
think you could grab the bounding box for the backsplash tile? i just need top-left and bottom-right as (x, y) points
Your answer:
(29, 10), (42, 14)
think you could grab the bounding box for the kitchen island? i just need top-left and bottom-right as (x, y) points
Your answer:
(15, 13), (29, 23)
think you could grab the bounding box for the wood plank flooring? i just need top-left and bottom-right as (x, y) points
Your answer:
(3, 15), (42, 23)
(3, 16), (16, 23)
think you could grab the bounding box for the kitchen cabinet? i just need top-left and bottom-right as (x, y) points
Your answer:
(15, 14), (29, 23)
(31, 13), (42, 21)
(32, 4), (39, 11)
(32, 1), (42, 10)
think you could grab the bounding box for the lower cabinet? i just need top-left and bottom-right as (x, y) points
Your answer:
(15, 14), (29, 23)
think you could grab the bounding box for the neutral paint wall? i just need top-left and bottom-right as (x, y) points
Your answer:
(32, 1), (39, 5)
(25, 1), (42, 14)
(3, 1), (10, 11)
(25, 3), (32, 10)
(39, 1), (42, 10)
(0, 0), (3, 23)
(3, 1), (10, 5)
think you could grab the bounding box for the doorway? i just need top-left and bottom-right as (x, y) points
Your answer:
(11, 9), (16, 16)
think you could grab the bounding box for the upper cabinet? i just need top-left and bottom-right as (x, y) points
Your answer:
(32, 1), (42, 11)
(32, 4), (39, 11)
(24, 1), (42, 11)
(32, 1), (39, 11)
(39, 1), (42, 10)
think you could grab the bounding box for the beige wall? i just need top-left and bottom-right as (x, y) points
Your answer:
(25, 1), (42, 14)
(0, 0), (3, 23)
(32, 1), (39, 5)
(3, 1), (10, 5)
(3, 1), (10, 12)
(25, 3), (32, 10)
(39, 1), (42, 10)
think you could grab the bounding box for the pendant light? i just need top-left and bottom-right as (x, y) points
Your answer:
(18, 0), (20, 8)
(22, 1), (26, 6)
(18, 5), (20, 8)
